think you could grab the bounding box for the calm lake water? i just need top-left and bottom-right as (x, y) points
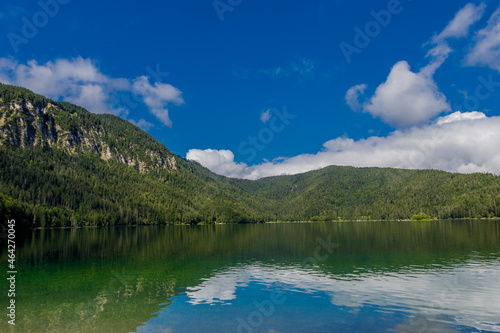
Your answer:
(1, 220), (500, 333)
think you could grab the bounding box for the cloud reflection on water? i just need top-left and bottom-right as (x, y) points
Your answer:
(183, 260), (500, 332)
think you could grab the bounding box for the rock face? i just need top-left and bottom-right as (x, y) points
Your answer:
(0, 93), (177, 173)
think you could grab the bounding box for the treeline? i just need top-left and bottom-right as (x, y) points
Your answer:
(2, 145), (500, 229)
(0, 83), (50, 107)
(0, 147), (271, 228)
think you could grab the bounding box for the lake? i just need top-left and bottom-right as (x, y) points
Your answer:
(1, 220), (500, 332)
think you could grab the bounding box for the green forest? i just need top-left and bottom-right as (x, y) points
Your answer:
(1, 83), (500, 229)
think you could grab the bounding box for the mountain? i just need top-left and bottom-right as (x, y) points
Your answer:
(0, 83), (270, 227)
(230, 166), (500, 221)
(0, 84), (176, 171)
(1, 83), (499, 229)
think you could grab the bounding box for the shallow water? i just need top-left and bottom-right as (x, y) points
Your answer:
(1, 220), (500, 332)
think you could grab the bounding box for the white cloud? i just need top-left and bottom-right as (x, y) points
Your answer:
(432, 3), (486, 43)
(260, 109), (272, 124)
(347, 3), (488, 129)
(423, 3), (485, 76)
(129, 119), (155, 131)
(345, 84), (367, 112)
(356, 61), (450, 128)
(436, 110), (486, 125)
(0, 57), (184, 126)
(427, 2), (486, 73)
(421, 42), (453, 77)
(185, 262), (500, 332)
(132, 76), (184, 127)
(465, 6), (500, 72)
(0, 57), (117, 113)
(187, 112), (500, 180)
(186, 149), (249, 179)
(186, 4), (499, 180)
(68, 84), (118, 116)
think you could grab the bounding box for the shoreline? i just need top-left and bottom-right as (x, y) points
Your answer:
(23, 217), (500, 231)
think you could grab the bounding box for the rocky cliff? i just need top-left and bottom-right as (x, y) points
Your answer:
(0, 84), (177, 172)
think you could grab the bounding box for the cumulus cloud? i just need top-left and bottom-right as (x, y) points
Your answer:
(188, 4), (500, 180)
(187, 112), (500, 180)
(0, 57), (184, 126)
(436, 110), (486, 125)
(346, 4), (486, 128)
(260, 109), (272, 124)
(186, 149), (249, 179)
(0, 57), (116, 112)
(465, 5), (500, 72)
(345, 84), (367, 112)
(350, 61), (450, 128)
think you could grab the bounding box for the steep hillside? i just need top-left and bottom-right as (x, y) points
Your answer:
(0, 84), (176, 172)
(0, 83), (272, 228)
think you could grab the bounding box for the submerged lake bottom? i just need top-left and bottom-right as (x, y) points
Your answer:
(1, 220), (500, 332)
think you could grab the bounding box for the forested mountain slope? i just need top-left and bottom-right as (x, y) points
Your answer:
(1, 83), (499, 228)
(230, 166), (500, 221)
(0, 83), (271, 227)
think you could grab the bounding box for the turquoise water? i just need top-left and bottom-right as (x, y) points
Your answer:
(1, 221), (500, 332)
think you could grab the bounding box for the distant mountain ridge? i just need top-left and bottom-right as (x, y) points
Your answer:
(1, 83), (500, 228)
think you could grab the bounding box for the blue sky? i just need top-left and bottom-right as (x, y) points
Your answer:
(1, 0), (500, 179)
